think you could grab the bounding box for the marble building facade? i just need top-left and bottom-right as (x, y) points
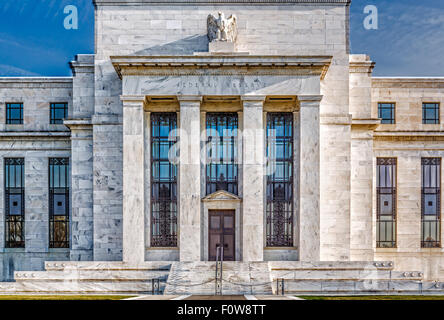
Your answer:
(0, 0), (443, 283)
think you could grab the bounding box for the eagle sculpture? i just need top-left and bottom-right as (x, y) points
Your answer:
(207, 12), (238, 43)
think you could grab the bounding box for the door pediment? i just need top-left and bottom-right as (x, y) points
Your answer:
(202, 190), (241, 202)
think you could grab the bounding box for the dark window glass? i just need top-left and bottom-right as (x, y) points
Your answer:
(50, 103), (68, 124)
(377, 158), (397, 248)
(5, 158), (25, 248)
(205, 113), (238, 195)
(421, 158), (441, 248)
(151, 113), (178, 247)
(49, 158), (70, 248)
(423, 103), (440, 124)
(6, 103), (23, 124)
(378, 103), (395, 124)
(266, 113), (293, 247)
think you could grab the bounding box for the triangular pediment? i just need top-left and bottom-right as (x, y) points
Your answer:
(202, 190), (241, 202)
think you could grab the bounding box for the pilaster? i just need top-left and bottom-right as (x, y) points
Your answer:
(299, 95), (321, 261)
(241, 95), (266, 262)
(122, 96), (146, 264)
(178, 95), (202, 261)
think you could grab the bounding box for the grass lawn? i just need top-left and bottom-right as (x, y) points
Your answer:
(0, 295), (134, 300)
(299, 295), (444, 300)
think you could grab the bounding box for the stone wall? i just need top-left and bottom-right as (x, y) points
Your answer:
(0, 78), (72, 280)
(372, 79), (444, 280)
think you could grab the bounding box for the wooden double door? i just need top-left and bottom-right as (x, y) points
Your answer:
(208, 210), (235, 261)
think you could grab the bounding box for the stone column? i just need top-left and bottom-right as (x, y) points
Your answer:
(122, 96), (146, 265)
(178, 96), (202, 261)
(299, 95), (321, 261)
(241, 96), (265, 262)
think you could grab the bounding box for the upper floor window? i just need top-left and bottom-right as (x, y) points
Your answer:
(266, 113), (294, 247)
(205, 113), (238, 195)
(421, 158), (441, 248)
(378, 103), (395, 124)
(50, 103), (68, 124)
(6, 103), (23, 124)
(151, 113), (178, 247)
(376, 158), (397, 248)
(5, 158), (25, 248)
(49, 158), (70, 248)
(422, 103), (440, 124)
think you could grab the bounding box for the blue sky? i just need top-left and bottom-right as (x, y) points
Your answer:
(0, 0), (443, 76)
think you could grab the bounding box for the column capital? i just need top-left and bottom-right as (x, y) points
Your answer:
(298, 95), (323, 104)
(120, 95), (147, 105)
(177, 95), (203, 103)
(241, 95), (266, 103)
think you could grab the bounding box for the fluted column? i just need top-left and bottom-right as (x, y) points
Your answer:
(122, 96), (146, 264)
(299, 95), (321, 261)
(178, 95), (202, 261)
(241, 96), (265, 262)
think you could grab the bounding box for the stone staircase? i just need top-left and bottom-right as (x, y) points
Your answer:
(0, 261), (171, 295)
(164, 262), (273, 295)
(0, 260), (443, 295)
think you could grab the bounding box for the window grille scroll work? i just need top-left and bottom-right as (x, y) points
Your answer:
(421, 157), (441, 248)
(266, 113), (294, 247)
(5, 158), (25, 248)
(150, 113), (178, 247)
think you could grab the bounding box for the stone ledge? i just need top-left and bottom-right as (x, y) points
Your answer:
(372, 77), (444, 89)
(0, 77), (73, 88)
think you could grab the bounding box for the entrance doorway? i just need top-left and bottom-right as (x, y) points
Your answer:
(208, 210), (235, 261)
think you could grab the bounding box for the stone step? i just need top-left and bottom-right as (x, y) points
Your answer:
(270, 270), (423, 281)
(44, 261), (171, 271)
(0, 279), (167, 294)
(164, 261), (273, 295)
(271, 279), (444, 293)
(14, 270), (170, 281)
(269, 261), (395, 271)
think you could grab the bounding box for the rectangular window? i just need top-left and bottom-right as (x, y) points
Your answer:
(378, 103), (395, 124)
(151, 113), (178, 247)
(422, 103), (440, 124)
(5, 158), (25, 248)
(6, 103), (23, 124)
(376, 158), (397, 248)
(49, 158), (70, 248)
(421, 158), (441, 248)
(266, 113), (294, 247)
(50, 103), (68, 124)
(205, 113), (238, 195)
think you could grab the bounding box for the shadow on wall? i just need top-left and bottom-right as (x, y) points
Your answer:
(131, 34), (209, 56)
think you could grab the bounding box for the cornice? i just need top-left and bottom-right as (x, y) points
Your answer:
(111, 55), (332, 80)
(94, 0), (350, 6)
(374, 131), (444, 141)
(0, 131), (71, 139)
(349, 61), (375, 74)
(372, 78), (444, 89)
(0, 77), (73, 89)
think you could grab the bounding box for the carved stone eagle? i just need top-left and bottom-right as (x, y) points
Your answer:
(207, 12), (238, 43)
